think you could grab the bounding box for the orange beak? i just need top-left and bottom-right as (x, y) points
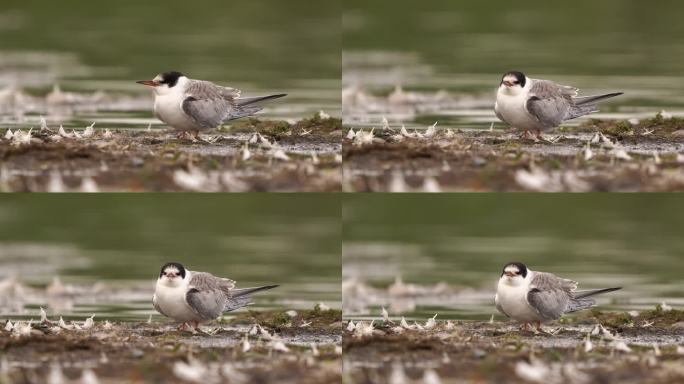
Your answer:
(503, 81), (513, 87)
(505, 271), (514, 277)
(136, 80), (159, 87)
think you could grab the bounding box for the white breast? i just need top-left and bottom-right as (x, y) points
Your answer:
(495, 90), (544, 131)
(496, 279), (542, 323)
(154, 280), (199, 322)
(154, 92), (199, 131)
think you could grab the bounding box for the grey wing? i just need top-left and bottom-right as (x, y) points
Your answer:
(526, 272), (576, 320)
(190, 272), (236, 293)
(185, 272), (237, 320)
(181, 96), (231, 128)
(152, 294), (168, 317)
(525, 80), (577, 127)
(494, 293), (510, 317)
(182, 80), (238, 128)
(186, 288), (227, 320)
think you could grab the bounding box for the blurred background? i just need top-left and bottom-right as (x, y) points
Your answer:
(0, 0), (341, 130)
(343, 0), (684, 129)
(0, 195), (341, 321)
(343, 194), (684, 321)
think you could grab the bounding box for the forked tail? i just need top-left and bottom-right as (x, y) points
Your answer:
(566, 287), (621, 313)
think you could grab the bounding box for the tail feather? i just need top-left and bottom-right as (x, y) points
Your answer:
(230, 284), (279, 298)
(236, 93), (287, 107)
(573, 287), (622, 299)
(573, 92), (623, 106)
(566, 287), (621, 313)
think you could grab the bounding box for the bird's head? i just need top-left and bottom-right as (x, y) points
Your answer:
(158, 262), (187, 287)
(499, 71), (527, 95)
(500, 262), (529, 286)
(136, 71), (186, 95)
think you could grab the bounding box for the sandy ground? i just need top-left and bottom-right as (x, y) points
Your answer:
(0, 114), (342, 192)
(343, 114), (684, 192)
(343, 308), (684, 384)
(1, 309), (342, 384)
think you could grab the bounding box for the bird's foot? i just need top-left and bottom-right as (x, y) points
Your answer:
(176, 131), (192, 141)
(521, 322), (530, 332)
(178, 322), (189, 331)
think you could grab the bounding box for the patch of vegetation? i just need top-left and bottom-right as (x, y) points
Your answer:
(638, 305), (684, 326)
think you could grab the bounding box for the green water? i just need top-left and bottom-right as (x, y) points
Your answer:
(343, 194), (684, 320)
(0, 0), (341, 129)
(0, 195), (341, 321)
(343, 0), (684, 129)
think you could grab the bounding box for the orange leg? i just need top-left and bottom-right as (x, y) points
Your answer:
(521, 322), (529, 331)
(535, 321), (542, 332)
(191, 320), (199, 330)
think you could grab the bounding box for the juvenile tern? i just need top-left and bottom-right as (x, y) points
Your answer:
(137, 71), (286, 138)
(494, 71), (623, 138)
(153, 262), (278, 330)
(495, 262), (621, 331)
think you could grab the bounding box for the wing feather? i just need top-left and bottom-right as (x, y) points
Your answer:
(526, 272), (575, 320)
(525, 80), (576, 128)
(181, 80), (240, 128)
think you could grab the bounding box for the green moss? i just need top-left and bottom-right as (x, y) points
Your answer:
(638, 306), (684, 326)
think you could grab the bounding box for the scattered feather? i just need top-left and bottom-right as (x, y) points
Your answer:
(612, 340), (632, 353)
(80, 177), (99, 193)
(424, 122), (438, 138)
(346, 128), (356, 139)
(423, 369), (441, 384)
(310, 343), (320, 356)
(382, 307), (390, 323)
(514, 359), (548, 383)
(83, 314), (95, 329)
(584, 333), (593, 353)
(242, 335), (251, 352)
(80, 369), (100, 384)
(583, 142), (593, 161)
(173, 359), (207, 383)
(346, 320), (356, 332)
(421, 177), (441, 192)
(661, 301), (672, 311)
(40, 307), (48, 323)
(318, 110), (330, 119)
(272, 149), (290, 161)
(103, 129), (113, 139)
(317, 302), (330, 311)
(270, 341), (290, 353)
(4, 129), (13, 140)
(241, 142), (251, 161)
(48, 363), (66, 384)
(82, 122), (95, 138)
(424, 314), (437, 330)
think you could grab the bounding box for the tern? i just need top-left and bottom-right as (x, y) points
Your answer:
(495, 262), (621, 331)
(494, 71), (622, 139)
(137, 71), (286, 139)
(153, 262), (278, 330)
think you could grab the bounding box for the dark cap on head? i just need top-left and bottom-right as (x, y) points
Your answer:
(160, 262), (186, 278)
(502, 262), (528, 278)
(159, 71), (184, 87)
(502, 71), (526, 87)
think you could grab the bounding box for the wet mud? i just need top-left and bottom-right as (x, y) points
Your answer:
(1, 309), (342, 384)
(1, 114), (342, 192)
(343, 114), (684, 192)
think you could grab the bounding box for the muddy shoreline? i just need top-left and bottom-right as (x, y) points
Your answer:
(344, 308), (684, 383)
(1, 309), (342, 384)
(343, 114), (684, 192)
(1, 114), (343, 192)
